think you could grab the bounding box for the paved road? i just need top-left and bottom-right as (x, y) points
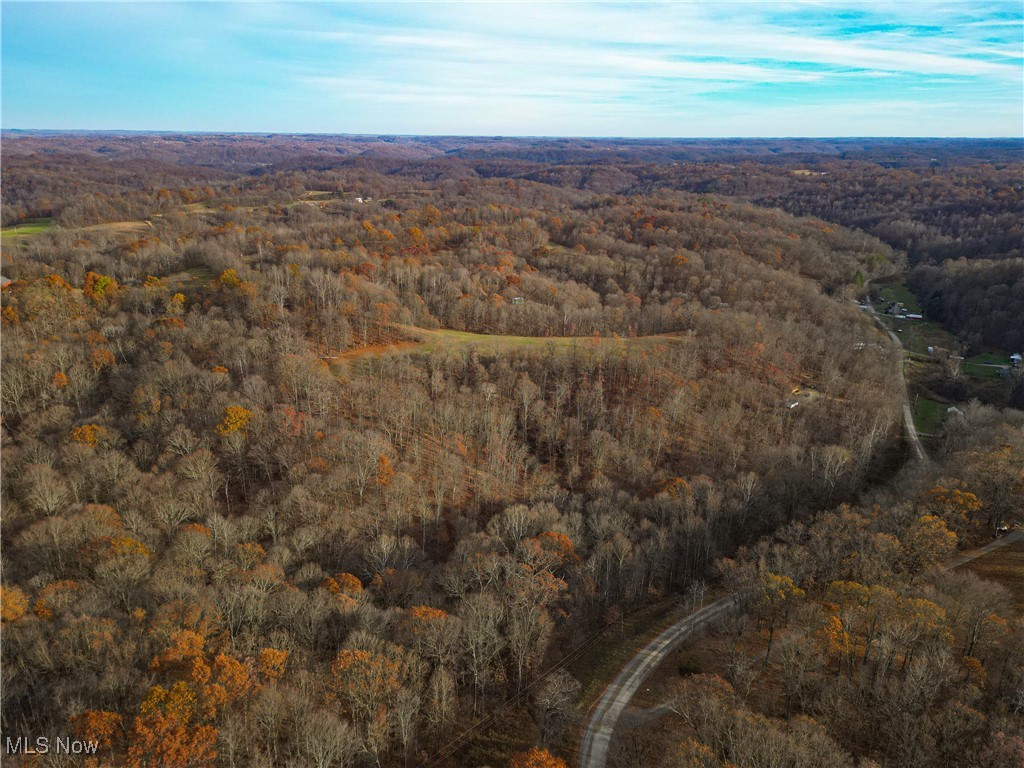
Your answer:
(578, 529), (1023, 768)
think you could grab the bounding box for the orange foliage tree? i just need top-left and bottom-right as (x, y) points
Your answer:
(509, 746), (568, 768)
(1, 585), (28, 621)
(128, 681), (218, 768)
(73, 710), (123, 759)
(376, 453), (395, 488)
(71, 423), (110, 447)
(257, 648), (288, 682)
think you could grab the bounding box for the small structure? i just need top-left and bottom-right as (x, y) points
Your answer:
(906, 313), (923, 320)
(947, 406), (964, 417)
(1011, 353), (1022, 367)
(511, 296), (524, 305)
(0, 273), (10, 288)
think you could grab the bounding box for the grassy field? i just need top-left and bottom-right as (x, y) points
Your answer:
(876, 282), (922, 313)
(872, 278), (960, 355)
(386, 326), (690, 358)
(963, 362), (1006, 380)
(963, 352), (1014, 380)
(329, 327), (690, 381)
(875, 312), (959, 356)
(79, 220), (153, 237)
(913, 394), (947, 435)
(1, 217), (53, 238)
(874, 279), (1017, 383)
(967, 352), (1013, 366)
(960, 538), (1024, 615)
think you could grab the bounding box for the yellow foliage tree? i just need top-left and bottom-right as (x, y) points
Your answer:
(215, 405), (252, 436)
(1, 585), (28, 621)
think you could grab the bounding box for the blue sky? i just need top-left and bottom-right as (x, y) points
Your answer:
(2, 1), (1022, 136)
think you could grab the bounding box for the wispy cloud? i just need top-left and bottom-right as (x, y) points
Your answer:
(2, 1), (1021, 135)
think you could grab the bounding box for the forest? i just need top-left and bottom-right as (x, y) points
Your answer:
(1, 134), (1022, 768)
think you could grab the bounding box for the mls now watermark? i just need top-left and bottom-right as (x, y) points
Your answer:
(5, 735), (100, 755)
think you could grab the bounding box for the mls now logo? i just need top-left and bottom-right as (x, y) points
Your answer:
(4, 736), (100, 755)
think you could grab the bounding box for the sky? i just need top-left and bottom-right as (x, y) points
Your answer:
(2, 1), (1022, 137)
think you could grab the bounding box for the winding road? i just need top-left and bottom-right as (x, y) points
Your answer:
(578, 297), (954, 768)
(577, 597), (737, 768)
(578, 528), (1023, 768)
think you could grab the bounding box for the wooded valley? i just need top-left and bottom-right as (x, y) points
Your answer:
(1, 135), (1021, 768)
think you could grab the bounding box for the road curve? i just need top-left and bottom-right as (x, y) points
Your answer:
(577, 596), (735, 768)
(578, 528), (1022, 768)
(577, 300), (997, 768)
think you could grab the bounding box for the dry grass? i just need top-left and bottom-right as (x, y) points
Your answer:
(960, 538), (1024, 614)
(79, 220), (153, 236)
(340, 325), (691, 361)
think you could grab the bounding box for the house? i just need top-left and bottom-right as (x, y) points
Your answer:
(947, 406), (964, 417)
(1011, 353), (1023, 367)
(0, 273), (10, 288)
(511, 296), (525, 305)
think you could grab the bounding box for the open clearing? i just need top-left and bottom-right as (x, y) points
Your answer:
(165, 265), (216, 289)
(967, 352), (1013, 366)
(959, 537), (1024, 614)
(396, 326), (688, 357)
(1, 217), (53, 238)
(912, 394), (947, 435)
(876, 281), (922, 313)
(327, 326), (690, 378)
(81, 220), (153, 234)
(874, 279), (1015, 387)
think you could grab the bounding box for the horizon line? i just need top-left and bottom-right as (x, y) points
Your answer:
(3, 129), (1022, 141)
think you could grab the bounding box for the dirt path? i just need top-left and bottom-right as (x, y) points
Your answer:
(577, 529), (1024, 768)
(577, 597), (736, 768)
(868, 305), (930, 465)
